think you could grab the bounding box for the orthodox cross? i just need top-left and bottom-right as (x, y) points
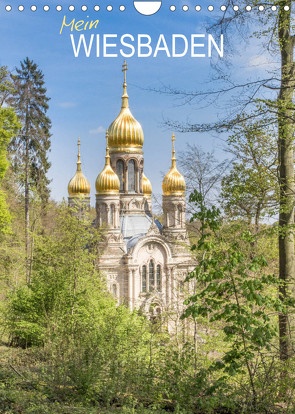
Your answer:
(122, 60), (128, 84)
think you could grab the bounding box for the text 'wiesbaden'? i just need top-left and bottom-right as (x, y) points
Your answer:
(68, 34), (224, 58)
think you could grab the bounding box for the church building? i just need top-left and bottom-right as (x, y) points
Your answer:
(67, 62), (193, 317)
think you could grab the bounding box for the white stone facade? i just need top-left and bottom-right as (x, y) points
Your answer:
(97, 150), (194, 317)
(68, 65), (195, 317)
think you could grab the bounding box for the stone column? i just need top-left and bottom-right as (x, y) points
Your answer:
(132, 269), (135, 309)
(136, 165), (140, 193)
(174, 205), (177, 227)
(171, 267), (175, 305)
(139, 168), (143, 193)
(128, 269), (133, 311)
(125, 164), (128, 193)
(166, 267), (171, 305)
(106, 206), (110, 226)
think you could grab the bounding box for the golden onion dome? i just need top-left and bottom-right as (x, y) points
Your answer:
(162, 133), (186, 196)
(68, 138), (91, 197)
(108, 61), (144, 153)
(96, 130), (120, 195)
(142, 172), (152, 196)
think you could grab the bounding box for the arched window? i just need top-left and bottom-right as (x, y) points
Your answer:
(156, 265), (161, 291)
(149, 260), (154, 291)
(142, 265), (147, 292)
(112, 284), (117, 297)
(139, 169), (143, 193)
(116, 160), (124, 192)
(110, 204), (115, 226)
(128, 160), (136, 192)
(177, 205), (182, 226)
(101, 203), (108, 224)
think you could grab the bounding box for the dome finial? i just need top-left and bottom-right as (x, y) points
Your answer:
(162, 133), (185, 196)
(108, 63), (144, 153)
(171, 133), (176, 168)
(68, 138), (91, 197)
(95, 129), (120, 194)
(77, 137), (81, 171)
(121, 60), (129, 109)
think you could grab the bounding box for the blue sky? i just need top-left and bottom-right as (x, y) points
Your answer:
(0, 3), (276, 204)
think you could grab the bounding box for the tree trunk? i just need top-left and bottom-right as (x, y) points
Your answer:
(25, 109), (30, 283)
(277, 0), (295, 361)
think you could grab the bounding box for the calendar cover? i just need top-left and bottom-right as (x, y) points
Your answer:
(0, 1), (294, 413)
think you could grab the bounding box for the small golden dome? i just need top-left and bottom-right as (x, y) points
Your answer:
(96, 131), (120, 195)
(68, 138), (91, 197)
(108, 61), (144, 153)
(162, 134), (186, 196)
(142, 173), (152, 196)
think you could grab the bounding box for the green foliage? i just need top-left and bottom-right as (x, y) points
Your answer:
(4, 203), (105, 346)
(0, 66), (15, 106)
(0, 68), (21, 235)
(221, 120), (278, 229)
(183, 191), (286, 410)
(3, 203), (160, 408)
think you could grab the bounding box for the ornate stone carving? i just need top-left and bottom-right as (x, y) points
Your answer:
(146, 220), (160, 236)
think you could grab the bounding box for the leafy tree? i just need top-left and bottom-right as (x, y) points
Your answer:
(4, 202), (102, 347)
(221, 164), (274, 231)
(183, 191), (287, 411)
(0, 66), (15, 106)
(0, 67), (20, 235)
(3, 202), (159, 405)
(9, 57), (51, 263)
(159, 2), (295, 360)
(0, 108), (20, 235)
(221, 120), (278, 232)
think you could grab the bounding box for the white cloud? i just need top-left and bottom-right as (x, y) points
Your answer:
(89, 126), (105, 135)
(57, 101), (76, 108)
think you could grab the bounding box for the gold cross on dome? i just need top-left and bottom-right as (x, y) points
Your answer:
(78, 137), (81, 156)
(122, 60), (128, 83)
(106, 129), (109, 147)
(171, 133), (176, 160)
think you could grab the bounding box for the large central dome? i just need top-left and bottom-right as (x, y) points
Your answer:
(108, 61), (144, 153)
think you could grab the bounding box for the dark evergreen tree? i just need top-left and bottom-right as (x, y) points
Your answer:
(9, 58), (51, 267)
